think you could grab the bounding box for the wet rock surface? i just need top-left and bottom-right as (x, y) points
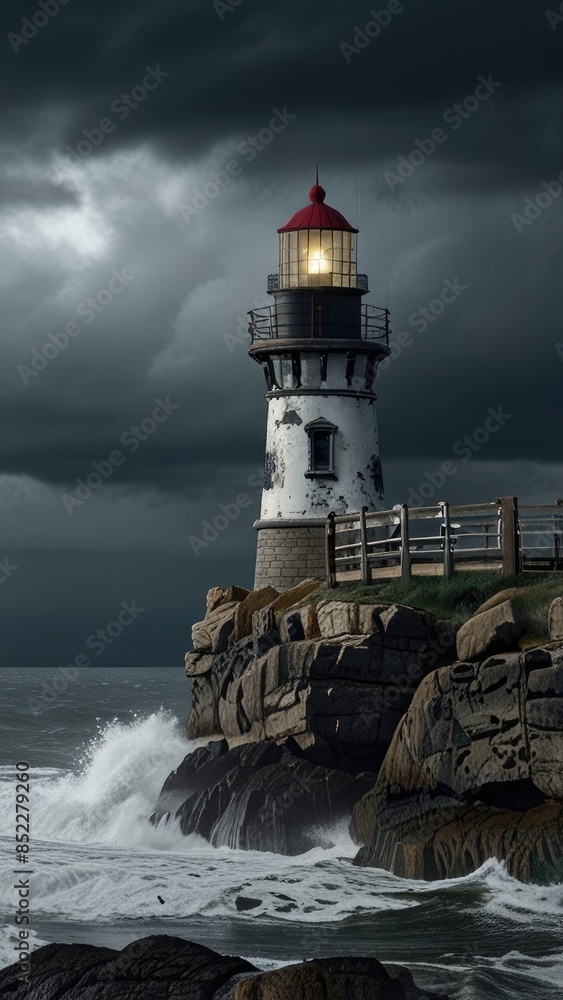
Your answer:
(0, 935), (449, 999)
(180, 581), (563, 881)
(151, 738), (377, 854)
(233, 956), (449, 999)
(352, 644), (563, 883)
(0, 935), (254, 1000)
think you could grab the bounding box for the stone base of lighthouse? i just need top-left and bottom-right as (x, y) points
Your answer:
(254, 521), (326, 591)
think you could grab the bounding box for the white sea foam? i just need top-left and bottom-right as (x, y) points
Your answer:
(5, 712), (192, 849)
(0, 711), (562, 998)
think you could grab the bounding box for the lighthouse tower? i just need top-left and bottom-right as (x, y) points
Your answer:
(248, 179), (391, 591)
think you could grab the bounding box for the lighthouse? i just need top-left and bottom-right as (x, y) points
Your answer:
(248, 179), (391, 591)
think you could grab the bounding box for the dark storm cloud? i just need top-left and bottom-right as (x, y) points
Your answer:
(1, 1), (562, 182)
(0, 0), (562, 667)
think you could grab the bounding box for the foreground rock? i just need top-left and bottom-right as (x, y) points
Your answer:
(151, 739), (377, 854)
(0, 935), (449, 1000)
(233, 956), (448, 999)
(353, 644), (563, 883)
(187, 586), (456, 775)
(0, 935), (254, 1000)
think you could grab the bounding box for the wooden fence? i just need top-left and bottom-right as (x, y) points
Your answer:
(325, 497), (563, 587)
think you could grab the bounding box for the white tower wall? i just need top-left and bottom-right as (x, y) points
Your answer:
(260, 392), (383, 521)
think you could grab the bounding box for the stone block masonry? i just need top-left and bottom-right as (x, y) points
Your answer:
(254, 525), (326, 590)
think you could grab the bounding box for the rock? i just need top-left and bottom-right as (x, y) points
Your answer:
(191, 601), (239, 653)
(378, 604), (447, 642)
(206, 586), (226, 612)
(187, 675), (221, 739)
(187, 605), (457, 775)
(0, 935), (450, 1000)
(316, 600), (359, 638)
(235, 896), (262, 911)
(184, 651), (214, 677)
(455, 599), (524, 662)
(252, 601), (281, 657)
(231, 587), (280, 645)
(151, 739), (376, 855)
(272, 578), (324, 615)
(233, 956), (448, 999)
(278, 607), (306, 643)
(304, 601), (322, 639)
(0, 935), (256, 1000)
(352, 643), (563, 884)
(472, 587), (527, 617)
(548, 596), (563, 639)
(206, 585), (250, 613)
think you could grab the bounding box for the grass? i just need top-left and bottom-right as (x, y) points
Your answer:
(310, 572), (563, 636)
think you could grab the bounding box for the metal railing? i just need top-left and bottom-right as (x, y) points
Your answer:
(325, 497), (563, 586)
(248, 302), (390, 344)
(267, 273), (369, 292)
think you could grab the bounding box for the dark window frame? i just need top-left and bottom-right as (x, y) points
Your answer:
(304, 417), (338, 479)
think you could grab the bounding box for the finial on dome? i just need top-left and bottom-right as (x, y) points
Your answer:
(309, 183), (326, 204)
(308, 164), (325, 203)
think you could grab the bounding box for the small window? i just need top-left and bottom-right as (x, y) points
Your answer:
(312, 431), (331, 470)
(305, 418), (338, 479)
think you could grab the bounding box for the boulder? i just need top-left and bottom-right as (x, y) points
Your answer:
(0, 935), (450, 1000)
(548, 596), (563, 639)
(0, 935), (255, 1000)
(316, 600), (359, 638)
(234, 956), (448, 999)
(231, 587), (280, 645)
(472, 586), (527, 617)
(352, 643), (563, 884)
(191, 601), (239, 653)
(272, 578), (324, 615)
(455, 599), (524, 661)
(206, 585), (250, 613)
(151, 739), (376, 855)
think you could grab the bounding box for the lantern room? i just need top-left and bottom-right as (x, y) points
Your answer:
(277, 183), (359, 289)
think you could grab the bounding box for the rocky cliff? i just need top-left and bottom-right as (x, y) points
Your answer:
(153, 580), (563, 882)
(186, 582), (456, 774)
(352, 624), (563, 884)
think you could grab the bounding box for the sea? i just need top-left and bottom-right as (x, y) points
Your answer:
(1, 666), (562, 999)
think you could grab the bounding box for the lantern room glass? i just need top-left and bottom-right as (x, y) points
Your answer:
(279, 229), (357, 288)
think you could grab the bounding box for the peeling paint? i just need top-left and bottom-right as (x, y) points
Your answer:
(263, 451), (277, 490)
(278, 409), (303, 427)
(370, 454), (384, 495)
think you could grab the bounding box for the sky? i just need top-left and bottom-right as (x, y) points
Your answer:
(1, 0), (562, 668)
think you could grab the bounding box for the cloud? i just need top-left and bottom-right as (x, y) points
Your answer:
(0, 0), (561, 665)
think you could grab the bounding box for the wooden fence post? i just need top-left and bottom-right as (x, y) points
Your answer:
(440, 501), (454, 579)
(360, 506), (370, 584)
(326, 512), (336, 587)
(400, 504), (411, 584)
(499, 496), (520, 575)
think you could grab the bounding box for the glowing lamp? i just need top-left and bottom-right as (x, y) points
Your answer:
(277, 183), (359, 289)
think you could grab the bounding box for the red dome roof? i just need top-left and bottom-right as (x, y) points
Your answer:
(278, 184), (358, 233)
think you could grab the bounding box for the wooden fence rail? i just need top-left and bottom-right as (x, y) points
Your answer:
(326, 497), (563, 587)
